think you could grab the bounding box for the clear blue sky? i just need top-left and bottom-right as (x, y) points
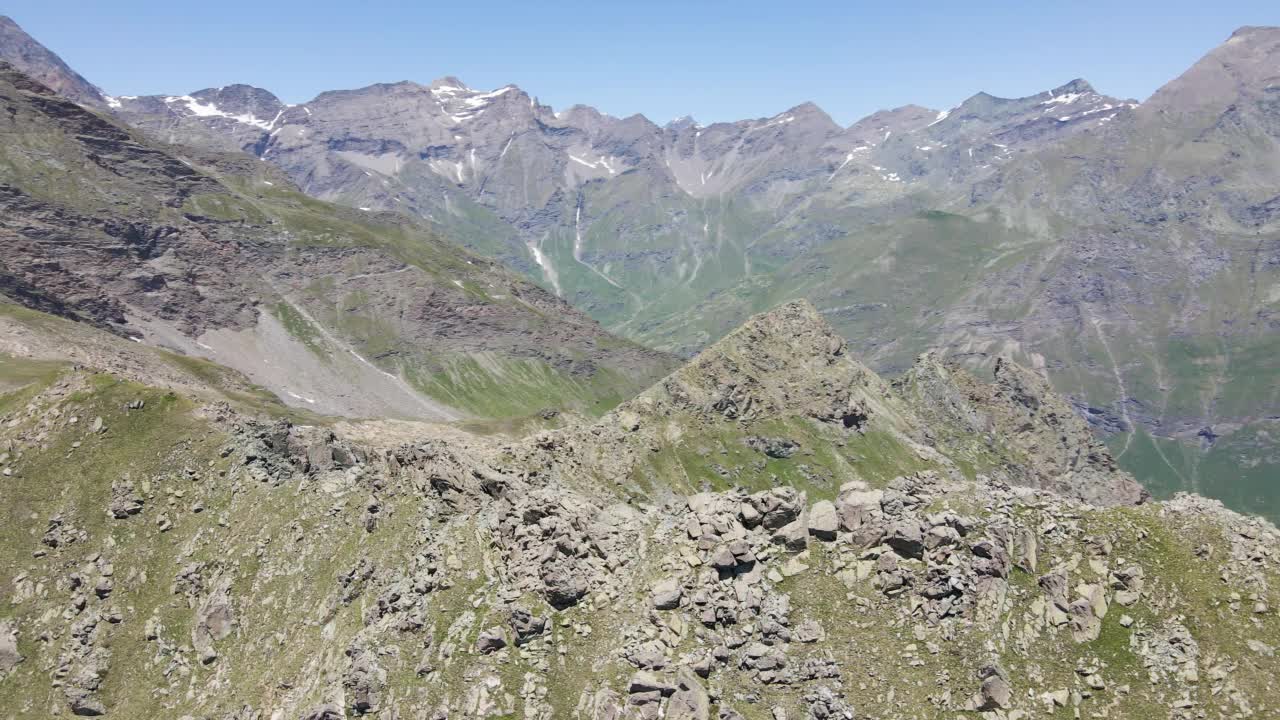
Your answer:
(5, 1), (1277, 125)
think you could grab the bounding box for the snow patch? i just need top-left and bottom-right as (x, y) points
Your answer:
(286, 391), (316, 404)
(164, 95), (281, 130)
(1041, 92), (1088, 106)
(527, 242), (562, 296)
(748, 114), (796, 132)
(569, 154), (619, 174)
(827, 152), (855, 181)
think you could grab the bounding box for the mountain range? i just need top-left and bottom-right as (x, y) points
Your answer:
(0, 54), (673, 424)
(0, 14), (1279, 720)
(0, 17), (1278, 517)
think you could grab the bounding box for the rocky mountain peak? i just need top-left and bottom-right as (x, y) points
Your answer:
(430, 75), (470, 90)
(697, 299), (841, 361)
(664, 114), (699, 131)
(190, 84), (284, 120)
(628, 300), (894, 428)
(1142, 24), (1280, 116)
(1229, 24), (1280, 41)
(1048, 78), (1097, 97)
(0, 14), (104, 107)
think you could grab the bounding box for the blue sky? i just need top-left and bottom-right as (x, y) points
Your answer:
(5, 1), (1277, 125)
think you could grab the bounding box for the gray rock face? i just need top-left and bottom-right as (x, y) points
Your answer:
(0, 17), (104, 106)
(508, 607), (547, 645)
(896, 352), (1148, 508)
(343, 645), (386, 715)
(191, 581), (234, 664)
(0, 621), (21, 672)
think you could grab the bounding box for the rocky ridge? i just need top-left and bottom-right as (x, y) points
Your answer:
(1, 300), (1275, 719)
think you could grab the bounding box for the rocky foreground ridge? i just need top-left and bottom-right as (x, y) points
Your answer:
(1, 301), (1276, 719)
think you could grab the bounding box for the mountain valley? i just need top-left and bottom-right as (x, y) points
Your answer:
(0, 13), (1278, 720)
(8, 20), (1267, 517)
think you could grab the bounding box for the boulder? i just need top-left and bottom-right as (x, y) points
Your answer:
(652, 578), (683, 610)
(108, 480), (144, 519)
(475, 627), (507, 654)
(966, 664), (1012, 711)
(745, 436), (800, 459)
(0, 621), (22, 672)
(343, 647), (386, 715)
(667, 670), (711, 720)
(807, 501), (838, 541)
(543, 563), (588, 609)
(301, 705), (344, 720)
(191, 582), (234, 665)
(628, 670), (675, 696)
(1069, 598), (1102, 642)
(885, 520), (924, 558)
(508, 607), (547, 645)
(771, 518), (809, 552)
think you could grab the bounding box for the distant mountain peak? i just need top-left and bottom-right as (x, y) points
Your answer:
(1143, 24), (1280, 115)
(431, 75), (470, 89)
(1048, 78), (1096, 97)
(1229, 25), (1280, 40)
(665, 114), (699, 130)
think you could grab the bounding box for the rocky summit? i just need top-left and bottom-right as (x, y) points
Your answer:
(0, 13), (1278, 720)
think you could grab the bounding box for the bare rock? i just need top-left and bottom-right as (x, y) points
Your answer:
(771, 518), (809, 552)
(0, 621), (22, 672)
(885, 520), (924, 558)
(508, 607), (546, 645)
(191, 580), (234, 665)
(807, 501), (838, 541)
(966, 663), (1012, 711)
(652, 577), (683, 610)
(667, 669), (711, 720)
(475, 627), (507, 654)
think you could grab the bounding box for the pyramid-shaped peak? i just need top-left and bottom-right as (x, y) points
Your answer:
(619, 300), (896, 427)
(1048, 78), (1096, 97)
(729, 299), (830, 340)
(431, 76), (471, 90)
(0, 14), (105, 106)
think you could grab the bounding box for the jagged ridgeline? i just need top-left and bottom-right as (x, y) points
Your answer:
(55, 21), (1278, 522)
(0, 62), (674, 423)
(1, 300), (1277, 719)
